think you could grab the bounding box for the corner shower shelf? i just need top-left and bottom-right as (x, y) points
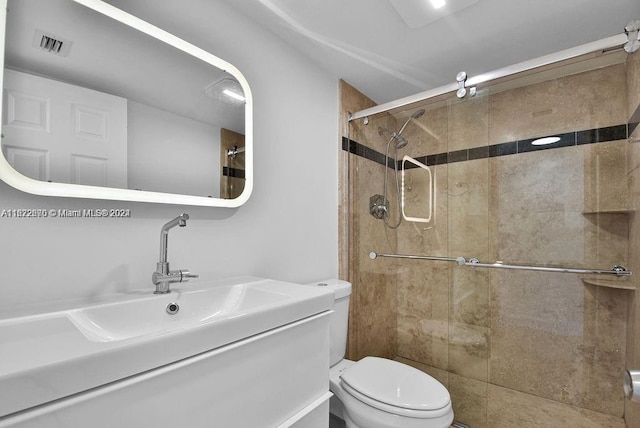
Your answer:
(579, 275), (635, 291)
(581, 209), (633, 215)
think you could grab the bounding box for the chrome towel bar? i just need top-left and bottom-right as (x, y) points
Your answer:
(369, 252), (632, 276)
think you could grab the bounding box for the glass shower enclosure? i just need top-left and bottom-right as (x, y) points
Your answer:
(343, 43), (639, 427)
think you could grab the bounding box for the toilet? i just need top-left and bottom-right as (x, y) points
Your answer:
(309, 279), (454, 428)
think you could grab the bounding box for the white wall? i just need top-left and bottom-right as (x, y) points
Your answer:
(127, 101), (221, 197)
(0, 0), (338, 307)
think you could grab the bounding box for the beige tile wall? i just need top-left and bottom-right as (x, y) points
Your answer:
(487, 64), (628, 423)
(339, 80), (398, 361)
(489, 64), (627, 145)
(397, 106), (452, 372)
(625, 49), (640, 428)
(488, 383), (625, 428)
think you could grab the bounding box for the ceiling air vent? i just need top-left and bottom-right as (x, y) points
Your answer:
(40, 35), (63, 53)
(32, 29), (72, 57)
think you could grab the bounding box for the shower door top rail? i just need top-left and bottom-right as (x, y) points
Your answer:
(369, 252), (632, 276)
(349, 29), (639, 121)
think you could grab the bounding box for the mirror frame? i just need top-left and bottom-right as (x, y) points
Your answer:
(0, 0), (253, 207)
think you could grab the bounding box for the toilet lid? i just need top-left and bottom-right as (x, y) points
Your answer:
(340, 357), (450, 411)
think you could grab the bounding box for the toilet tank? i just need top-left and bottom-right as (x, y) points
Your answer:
(306, 280), (352, 367)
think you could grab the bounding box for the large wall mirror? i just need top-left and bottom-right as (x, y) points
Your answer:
(0, 0), (253, 206)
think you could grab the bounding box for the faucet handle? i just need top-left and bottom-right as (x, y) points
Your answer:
(179, 270), (199, 282)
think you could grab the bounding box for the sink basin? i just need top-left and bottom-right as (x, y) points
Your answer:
(67, 283), (291, 342)
(0, 276), (334, 418)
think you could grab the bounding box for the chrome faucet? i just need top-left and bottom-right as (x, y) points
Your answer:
(152, 213), (198, 294)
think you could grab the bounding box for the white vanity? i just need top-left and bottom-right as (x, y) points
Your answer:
(0, 277), (334, 427)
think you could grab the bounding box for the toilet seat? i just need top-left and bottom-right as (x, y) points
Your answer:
(340, 357), (452, 419)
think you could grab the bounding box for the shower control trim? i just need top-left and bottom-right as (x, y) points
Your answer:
(369, 194), (388, 219)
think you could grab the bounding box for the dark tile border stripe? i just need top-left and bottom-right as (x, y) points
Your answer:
(488, 142), (516, 158)
(342, 137), (392, 167)
(577, 125), (627, 145)
(469, 146), (489, 161)
(343, 123), (630, 167)
(223, 166), (245, 179)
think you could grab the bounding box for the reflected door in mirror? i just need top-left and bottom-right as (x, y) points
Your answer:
(2, 69), (127, 187)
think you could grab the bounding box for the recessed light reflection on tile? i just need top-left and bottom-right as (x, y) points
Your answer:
(531, 136), (561, 146)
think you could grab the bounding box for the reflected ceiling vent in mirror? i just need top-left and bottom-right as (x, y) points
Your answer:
(32, 29), (72, 57)
(204, 78), (245, 105)
(388, 0), (480, 28)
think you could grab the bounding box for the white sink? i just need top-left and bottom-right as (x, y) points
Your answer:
(67, 283), (292, 342)
(0, 276), (334, 417)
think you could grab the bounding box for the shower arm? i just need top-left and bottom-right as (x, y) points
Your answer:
(369, 252), (632, 277)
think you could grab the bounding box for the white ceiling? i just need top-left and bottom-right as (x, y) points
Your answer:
(220, 0), (640, 104)
(5, 0), (245, 133)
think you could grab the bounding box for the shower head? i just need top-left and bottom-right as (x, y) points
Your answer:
(391, 108), (426, 149)
(394, 135), (409, 149)
(411, 109), (426, 119)
(396, 109), (426, 137)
